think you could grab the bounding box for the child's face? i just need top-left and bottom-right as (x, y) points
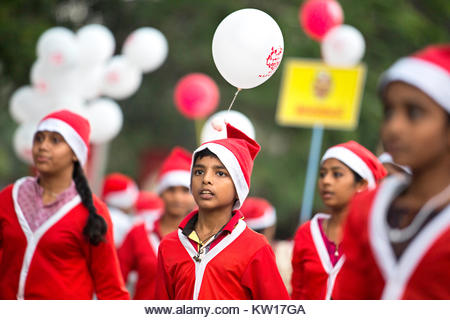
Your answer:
(161, 186), (195, 218)
(381, 82), (449, 171)
(32, 131), (75, 175)
(191, 155), (237, 211)
(318, 158), (366, 211)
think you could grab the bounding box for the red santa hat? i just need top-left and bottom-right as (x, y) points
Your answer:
(241, 197), (276, 230)
(321, 141), (387, 189)
(36, 109), (90, 166)
(101, 173), (139, 209)
(156, 147), (192, 194)
(135, 191), (164, 216)
(192, 123), (261, 210)
(379, 44), (450, 113)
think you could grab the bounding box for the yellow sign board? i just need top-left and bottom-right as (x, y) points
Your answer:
(276, 58), (366, 130)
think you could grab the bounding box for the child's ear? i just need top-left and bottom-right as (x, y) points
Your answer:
(356, 179), (368, 193)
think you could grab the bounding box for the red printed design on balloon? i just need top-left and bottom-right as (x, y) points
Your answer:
(258, 46), (283, 78)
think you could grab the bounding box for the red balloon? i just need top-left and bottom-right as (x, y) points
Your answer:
(299, 0), (344, 41)
(174, 73), (220, 119)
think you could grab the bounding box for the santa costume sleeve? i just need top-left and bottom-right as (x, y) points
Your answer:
(154, 244), (173, 300)
(290, 224), (308, 299)
(85, 198), (130, 299)
(241, 244), (290, 300)
(117, 226), (138, 282)
(333, 190), (384, 299)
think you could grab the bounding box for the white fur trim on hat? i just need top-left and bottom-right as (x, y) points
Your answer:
(246, 207), (277, 230)
(156, 170), (191, 194)
(378, 152), (412, 175)
(379, 57), (450, 113)
(192, 143), (249, 210)
(37, 118), (88, 165)
(322, 146), (376, 189)
(104, 184), (139, 209)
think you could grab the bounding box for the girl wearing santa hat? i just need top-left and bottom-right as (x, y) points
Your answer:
(155, 124), (289, 299)
(291, 141), (386, 299)
(334, 45), (450, 299)
(118, 146), (195, 299)
(0, 110), (129, 299)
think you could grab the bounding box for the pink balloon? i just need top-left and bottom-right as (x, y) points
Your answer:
(299, 0), (344, 41)
(174, 73), (220, 119)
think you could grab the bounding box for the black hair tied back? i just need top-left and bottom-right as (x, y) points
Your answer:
(73, 161), (107, 245)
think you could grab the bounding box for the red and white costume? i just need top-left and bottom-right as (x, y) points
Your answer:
(291, 213), (345, 299)
(118, 216), (161, 300)
(291, 141), (386, 300)
(155, 210), (289, 300)
(0, 179), (129, 299)
(334, 176), (450, 299)
(155, 124), (289, 300)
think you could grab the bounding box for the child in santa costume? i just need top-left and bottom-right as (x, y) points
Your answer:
(101, 172), (139, 248)
(154, 124), (289, 300)
(0, 110), (129, 299)
(291, 141), (386, 300)
(333, 45), (450, 299)
(118, 147), (195, 299)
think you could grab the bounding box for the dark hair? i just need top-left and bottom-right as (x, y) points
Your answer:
(349, 168), (363, 183)
(193, 148), (218, 163)
(73, 161), (107, 245)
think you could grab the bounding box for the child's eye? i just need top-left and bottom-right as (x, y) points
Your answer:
(333, 172), (343, 178)
(216, 171), (227, 177)
(194, 169), (204, 175)
(407, 104), (424, 121)
(34, 134), (43, 143)
(383, 104), (394, 121)
(51, 136), (61, 144)
(319, 171), (326, 178)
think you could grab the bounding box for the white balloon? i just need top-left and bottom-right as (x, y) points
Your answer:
(122, 27), (168, 73)
(212, 8), (284, 89)
(101, 55), (143, 100)
(321, 25), (366, 67)
(13, 122), (38, 165)
(9, 86), (53, 123)
(49, 94), (86, 114)
(86, 98), (123, 144)
(75, 65), (104, 100)
(200, 110), (255, 144)
(31, 60), (79, 95)
(36, 27), (79, 70)
(77, 24), (115, 66)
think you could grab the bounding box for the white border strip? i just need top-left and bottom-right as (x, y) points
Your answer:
(245, 207), (277, 230)
(104, 184), (138, 209)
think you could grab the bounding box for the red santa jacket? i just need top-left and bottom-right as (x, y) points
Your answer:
(334, 176), (450, 299)
(291, 213), (345, 300)
(154, 211), (289, 300)
(117, 217), (161, 299)
(0, 178), (130, 300)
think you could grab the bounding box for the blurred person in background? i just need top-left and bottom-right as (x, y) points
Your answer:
(0, 110), (129, 299)
(101, 172), (139, 248)
(118, 147), (194, 299)
(378, 152), (411, 177)
(291, 141), (386, 299)
(334, 45), (450, 299)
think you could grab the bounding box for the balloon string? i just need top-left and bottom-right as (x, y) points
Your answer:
(227, 88), (241, 114)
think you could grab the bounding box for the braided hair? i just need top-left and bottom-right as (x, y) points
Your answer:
(72, 161), (107, 245)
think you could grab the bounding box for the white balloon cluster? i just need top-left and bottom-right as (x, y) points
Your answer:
(9, 24), (168, 163)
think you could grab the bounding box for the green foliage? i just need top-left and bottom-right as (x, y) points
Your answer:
(0, 0), (448, 238)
